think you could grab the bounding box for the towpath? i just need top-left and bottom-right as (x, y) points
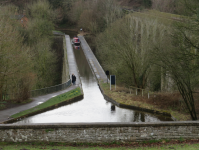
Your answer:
(78, 35), (107, 83)
(0, 35), (80, 123)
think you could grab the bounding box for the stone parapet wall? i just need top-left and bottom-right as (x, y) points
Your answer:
(0, 122), (199, 143)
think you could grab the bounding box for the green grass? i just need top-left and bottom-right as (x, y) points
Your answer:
(146, 10), (183, 20)
(127, 10), (186, 27)
(0, 142), (199, 150)
(10, 87), (81, 119)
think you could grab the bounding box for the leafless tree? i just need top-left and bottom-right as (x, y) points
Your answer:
(96, 18), (152, 89)
(151, 0), (199, 120)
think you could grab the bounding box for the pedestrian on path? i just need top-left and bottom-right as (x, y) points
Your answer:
(72, 74), (76, 85)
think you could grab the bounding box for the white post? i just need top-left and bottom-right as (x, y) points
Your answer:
(136, 89), (137, 95)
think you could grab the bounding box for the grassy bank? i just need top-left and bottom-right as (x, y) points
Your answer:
(0, 140), (199, 150)
(11, 88), (82, 119)
(100, 82), (191, 121)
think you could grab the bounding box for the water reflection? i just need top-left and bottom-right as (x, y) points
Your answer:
(73, 45), (80, 49)
(111, 105), (115, 111)
(14, 33), (173, 124)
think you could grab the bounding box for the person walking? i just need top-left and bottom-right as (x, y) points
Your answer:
(72, 74), (76, 85)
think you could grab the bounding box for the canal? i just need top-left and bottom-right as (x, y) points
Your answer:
(15, 31), (173, 124)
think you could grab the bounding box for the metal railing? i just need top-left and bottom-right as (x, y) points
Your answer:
(30, 79), (71, 98)
(128, 86), (154, 99)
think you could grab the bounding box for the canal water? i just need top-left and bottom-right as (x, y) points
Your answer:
(14, 31), (173, 124)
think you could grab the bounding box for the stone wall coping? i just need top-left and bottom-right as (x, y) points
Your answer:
(0, 121), (199, 129)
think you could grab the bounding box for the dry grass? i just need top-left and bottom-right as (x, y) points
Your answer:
(100, 82), (198, 121)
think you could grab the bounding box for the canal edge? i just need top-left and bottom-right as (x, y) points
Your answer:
(79, 36), (176, 120)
